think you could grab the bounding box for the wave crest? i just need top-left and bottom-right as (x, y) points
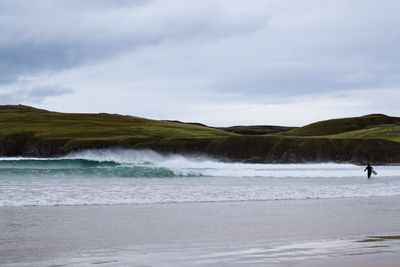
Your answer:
(0, 149), (399, 178)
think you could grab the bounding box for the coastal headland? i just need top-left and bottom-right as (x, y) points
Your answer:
(0, 105), (399, 164)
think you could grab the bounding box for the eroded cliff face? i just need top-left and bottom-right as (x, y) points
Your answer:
(206, 136), (400, 164)
(1, 134), (399, 164)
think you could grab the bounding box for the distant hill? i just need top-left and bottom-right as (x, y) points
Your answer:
(164, 119), (296, 135)
(0, 105), (231, 139)
(284, 114), (400, 137)
(328, 124), (400, 142)
(217, 125), (296, 135)
(0, 105), (232, 156)
(0, 105), (399, 164)
(0, 104), (48, 113)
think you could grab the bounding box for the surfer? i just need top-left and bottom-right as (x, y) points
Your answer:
(364, 163), (374, 179)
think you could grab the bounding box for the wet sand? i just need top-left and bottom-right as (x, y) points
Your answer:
(1, 197), (400, 266)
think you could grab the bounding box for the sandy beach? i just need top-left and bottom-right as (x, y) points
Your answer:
(1, 196), (400, 266)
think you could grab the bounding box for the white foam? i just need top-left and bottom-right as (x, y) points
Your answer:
(1, 149), (400, 207)
(66, 149), (400, 178)
(1, 173), (400, 207)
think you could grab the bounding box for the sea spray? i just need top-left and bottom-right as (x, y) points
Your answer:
(1, 149), (400, 178)
(66, 149), (400, 178)
(1, 149), (400, 207)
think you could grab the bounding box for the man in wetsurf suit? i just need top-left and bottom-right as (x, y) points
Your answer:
(364, 163), (373, 179)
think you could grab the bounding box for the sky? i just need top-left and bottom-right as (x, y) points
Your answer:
(0, 0), (399, 126)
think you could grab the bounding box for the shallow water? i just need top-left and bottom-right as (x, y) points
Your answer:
(1, 199), (400, 266)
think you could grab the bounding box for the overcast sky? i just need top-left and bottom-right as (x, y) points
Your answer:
(0, 0), (399, 126)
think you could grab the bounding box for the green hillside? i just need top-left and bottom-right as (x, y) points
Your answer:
(284, 114), (400, 139)
(327, 124), (400, 142)
(0, 104), (232, 141)
(218, 125), (296, 135)
(0, 105), (399, 163)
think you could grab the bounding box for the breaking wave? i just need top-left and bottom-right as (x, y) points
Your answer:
(0, 149), (399, 178)
(1, 149), (400, 207)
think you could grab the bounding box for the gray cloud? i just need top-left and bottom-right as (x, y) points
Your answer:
(27, 85), (73, 99)
(0, 0), (268, 83)
(0, 0), (399, 125)
(0, 85), (73, 104)
(2, 0), (399, 93)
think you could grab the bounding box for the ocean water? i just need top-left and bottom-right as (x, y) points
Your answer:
(1, 149), (400, 207)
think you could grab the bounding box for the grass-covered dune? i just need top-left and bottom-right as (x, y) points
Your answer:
(284, 114), (400, 137)
(0, 105), (399, 164)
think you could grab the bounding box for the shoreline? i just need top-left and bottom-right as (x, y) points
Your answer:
(2, 194), (400, 209)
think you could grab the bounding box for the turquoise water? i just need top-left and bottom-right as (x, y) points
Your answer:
(1, 149), (400, 207)
(0, 159), (174, 177)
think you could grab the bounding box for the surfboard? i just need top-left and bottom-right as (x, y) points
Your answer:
(372, 170), (377, 175)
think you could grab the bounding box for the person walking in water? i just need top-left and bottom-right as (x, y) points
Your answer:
(364, 163), (374, 179)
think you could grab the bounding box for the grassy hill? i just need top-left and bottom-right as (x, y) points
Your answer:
(284, 114), (400, 138)
(217, 125), (296, 135)
(0, 105), (399, 164)
(0, 105), (232, 140)
(164, 120), (296, 135)
(0, 105), (233, 156)
(326, 124), (400, 142)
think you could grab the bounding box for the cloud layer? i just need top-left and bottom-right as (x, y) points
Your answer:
(0, 0), (399, 125)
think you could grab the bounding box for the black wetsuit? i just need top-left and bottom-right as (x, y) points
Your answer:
(364, 165), (373, 178)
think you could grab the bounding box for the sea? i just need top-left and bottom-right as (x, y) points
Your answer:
(2, 149), (400, 266)
(1, 149), (400, 207)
